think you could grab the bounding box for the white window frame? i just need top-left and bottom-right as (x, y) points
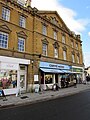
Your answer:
(19, 15), (26, 28)
(62, 35), (65, 44)
(54, 31), (57, 40)
(54, 48), (58, 58)
(0, 32), (8, 49)
(63, 50), (66, 60)
(18, 37), (25, 52)
(2, 7), (10, 21)
(72, 54), (75, 63)
(42, 25), (47, 35)
(42, 43), (47, 56)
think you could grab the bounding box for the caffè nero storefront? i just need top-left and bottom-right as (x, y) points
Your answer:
(39, 61), (71, 90)
(0, 56), (30, 95)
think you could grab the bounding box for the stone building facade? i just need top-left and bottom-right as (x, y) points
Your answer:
(0, 0), (84, 94)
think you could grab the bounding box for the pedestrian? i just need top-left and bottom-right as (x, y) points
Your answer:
(0, 89), (7, 101)
(73, 78), (77, 88)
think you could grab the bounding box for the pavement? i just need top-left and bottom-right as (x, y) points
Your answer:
(0, 83), (90, 109)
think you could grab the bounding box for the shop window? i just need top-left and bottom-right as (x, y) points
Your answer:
(45, 74), (53, 84)
(0, 32), (8, 49)
(2, 7), (10, 21)
(0, 70), (17, 89)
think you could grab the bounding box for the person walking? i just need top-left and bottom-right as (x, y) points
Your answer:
(73, 78), (77, 88)
(0, 89), (7, 101)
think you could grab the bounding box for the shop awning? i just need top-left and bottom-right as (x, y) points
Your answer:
(40, 68), (63, 73)
(62, 70), (72, 73)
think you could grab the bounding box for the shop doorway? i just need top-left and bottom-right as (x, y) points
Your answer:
(19, 65), (27, 91)
(55, 74), (58, 83)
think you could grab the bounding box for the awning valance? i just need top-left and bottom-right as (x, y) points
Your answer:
(40, 68), (72, 74)
(40, 68), (63, 73)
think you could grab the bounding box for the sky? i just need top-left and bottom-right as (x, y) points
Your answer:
(24, 0), (90, 67)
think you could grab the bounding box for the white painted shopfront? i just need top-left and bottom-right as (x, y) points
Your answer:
(0, 56), (30, 95)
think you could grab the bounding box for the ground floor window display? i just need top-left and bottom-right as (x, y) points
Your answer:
(45, 74), (53, 84)
(0, 70), (17, 89)
(71, 66), (84, 83)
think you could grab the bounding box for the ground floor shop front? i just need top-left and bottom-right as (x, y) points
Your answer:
(0, 57), (84, 95)
(36, 61), (84, 90)
(39, 61), (72, 90)
(0, 56), (30, 95)
(72, 66), (84, 83)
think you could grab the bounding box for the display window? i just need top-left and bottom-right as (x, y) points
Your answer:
(45, 74), (53, 84)
(0, 70), (17, 89)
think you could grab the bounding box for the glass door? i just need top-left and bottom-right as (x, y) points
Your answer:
(19, 65), (27, 91)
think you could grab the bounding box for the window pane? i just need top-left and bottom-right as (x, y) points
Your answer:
(63, 51), (66, 60)
(54, 48), (58, 58)
(2, 7), (10, 21)
(62, 36), (65, 43)
(19, 16), (26, 28)
(54, 31), (57, 40)
(72, 54), (75, 63)
(42, 43), (47, 56)
(0, 32), (8, 48)
(42, 25), (47, 35)
(18, 37), (25, 52)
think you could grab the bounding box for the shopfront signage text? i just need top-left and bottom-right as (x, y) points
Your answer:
(49, 64), (64, 69)
(1, 62), (18, 70)
(40, 62), (70, 70)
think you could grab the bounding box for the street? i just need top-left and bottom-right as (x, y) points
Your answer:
(0, 89), (90, 120)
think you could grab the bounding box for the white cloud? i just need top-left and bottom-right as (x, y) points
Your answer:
(84, 52), (90, 67)
(88, 32), (90, 37)
(30, 0), (90, 34)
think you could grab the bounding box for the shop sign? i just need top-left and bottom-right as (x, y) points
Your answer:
(72, 68), (83, 72)
(40, 62), (71, 70)
(1, 62), (18, 70)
